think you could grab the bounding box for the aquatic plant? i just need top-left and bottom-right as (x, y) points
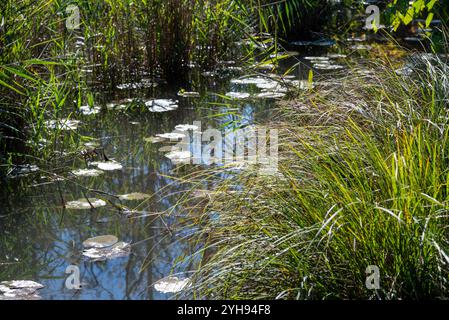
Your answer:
(186, 50), (449, 299)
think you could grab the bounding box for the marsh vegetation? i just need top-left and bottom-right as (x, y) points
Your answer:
(1, 0), (449, 300)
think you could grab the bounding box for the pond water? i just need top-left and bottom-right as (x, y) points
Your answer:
(0, 22), (439, 299)
(0, 57), (296, 299)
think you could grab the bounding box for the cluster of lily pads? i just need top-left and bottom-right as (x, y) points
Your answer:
(304, 54), (346, 71)
(116, 79), (158, 90)
(225, 75), (313, 100)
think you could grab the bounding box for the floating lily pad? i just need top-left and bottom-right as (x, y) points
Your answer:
(94, 161), (123, 171)
(0, 281), (44, 300)
(226, 92), (251, 100)
(118, 193), (151, 201)
(159, 146), (177, 153)
(80, 105), (101, 115)
(155, 133), (186, 140)
(83, 235), (118, 249)
(65, 198), (107, 210)
(45, 119), (80, 131)
(106, 103), (128, 110)
(71, 169), (104, 177)
(253, 63), (275, 70)
(165, 151), (192, 164)
(145, 99), (178, 113)
(82, 241), (131, 261)
(327, 53), (347, 59)
(154, 276), (191, 294)
(350, 45), (372, 50)
(256, 92), (286, 99)
(174, 124), (200, 132)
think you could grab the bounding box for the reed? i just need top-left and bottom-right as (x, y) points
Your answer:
(184, 51), (449, 300)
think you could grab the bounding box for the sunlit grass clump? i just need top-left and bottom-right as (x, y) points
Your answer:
(188, 53), (449, 299)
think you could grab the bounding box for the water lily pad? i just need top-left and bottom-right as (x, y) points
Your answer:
(156, 133), (186, 140)
(174, 124), (200, 132)
(350, 45), (372, 50)
(83, 235), (118, 249)
(71, 169), (104, 177)
(82, 241), (131, 261)
(256, 92), (286, 99)
(327, 53), (347, 59)
(118, 193), (151, 201)
(80, 105), (101, 115)
(226, 92), (251, 100)
(94, 161), (123, 171)
(145, 99), (178, 112)
(0, 281), (44, 300)
(65, 198), (107, 210)
(154, 276), (191, 294)
(45, 119), (80, 131)
(84, 141), (101, 148)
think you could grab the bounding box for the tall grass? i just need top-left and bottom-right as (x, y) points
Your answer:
(185, 51), (449, 299)
(0, 0), (252, 171)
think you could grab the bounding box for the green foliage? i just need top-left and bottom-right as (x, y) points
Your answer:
(387, 0), (442, 31)
(188, 54), (449, 299)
